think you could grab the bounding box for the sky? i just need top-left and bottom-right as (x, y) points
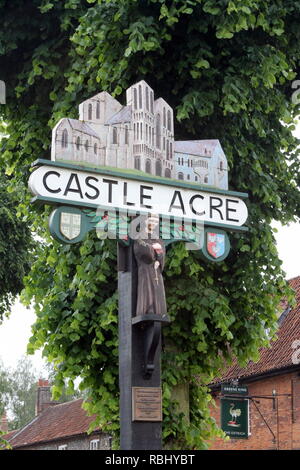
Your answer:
(0, 125), (299, 375)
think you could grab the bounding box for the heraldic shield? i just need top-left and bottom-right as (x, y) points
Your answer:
(207, 232), (226, 259)
(60, 212), (81, 240)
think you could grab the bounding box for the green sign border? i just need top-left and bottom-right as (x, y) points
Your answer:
(221, 398), (249, 439)
(30, 159), (249, 234)
(199, 228), (230, 263)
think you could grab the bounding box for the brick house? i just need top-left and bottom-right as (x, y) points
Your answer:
(2, 380), (111, 450)
(208, 276), (300, 450)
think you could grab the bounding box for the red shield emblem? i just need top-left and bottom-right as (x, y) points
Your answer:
(207, 232), (225, 259)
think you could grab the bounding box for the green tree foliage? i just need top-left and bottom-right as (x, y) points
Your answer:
(0, 360), (12, 417)
(0, 357), (38, 430)
(0, 0), (299, 448)
(0, 171), (32, 320)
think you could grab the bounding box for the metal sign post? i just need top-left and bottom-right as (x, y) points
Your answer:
(118, 243), (165, 449)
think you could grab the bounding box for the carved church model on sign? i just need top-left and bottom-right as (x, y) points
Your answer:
(51, 80), (228, 190)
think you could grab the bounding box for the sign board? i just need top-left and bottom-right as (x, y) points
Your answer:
(29, 160), (248, 231)
(132, 387), (162, 422)
(221, 383), (249, 395)
(221, 398), (249, 439)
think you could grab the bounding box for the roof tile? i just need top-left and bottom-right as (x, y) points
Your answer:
(8, 399), (99, 448)
(212, 276), (300, 384)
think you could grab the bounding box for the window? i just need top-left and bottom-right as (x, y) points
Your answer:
(204, 175), (208, 183)
(167, 110), (171, 131)
(220, 160), (224, 171)
(85, 140), (89, 152)
(146, 87), (149, 111)
(134, 156), (140, 170)
(62, 129), (68, 148)
(94, 143), (97, 155)
(156, 114), (161, 149)
(96, 101), (100, 119)
(125, 126), (129, 145)
(139, 84), (142, 108)
(133, 88), (137, 110)
(178, 172), (184, 180)
(88, 103), (92, 121)
(113, 127), (118, 144)
(165, 168), (171, 178)
(145, 159), (151, 174)
(155, 160), (162, 176)
(169, 142), (173, 159)
(90, 439), (100, 450)
(58, 444), (67, 450)
(163, 108), (166, 128)
(76, 136), (80, 150)
(187, 174), (190, 180)
(150, 91), (154, 113)
(166, 140), (169, 160)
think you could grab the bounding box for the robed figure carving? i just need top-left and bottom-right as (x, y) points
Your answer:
(133, 216), (167, 317)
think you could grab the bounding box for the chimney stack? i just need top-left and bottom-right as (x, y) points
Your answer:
(0, 412), (9, 433)
(35, 379), (57, 415)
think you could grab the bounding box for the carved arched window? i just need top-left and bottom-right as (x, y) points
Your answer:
(155, 160), (162, 176)
(96, 102), (100, 119)
(139, 85), (142, 108)
(125, 126), (129, 144)
(76, 136), (80, 150)
(133, 88), (138, 110)
(165, 168), (171, 178)
(134, 157), (140, 170)
(167, 110), (171, 131)
(156, 114), (161, 149)
(85, 140), (89, 152)
(178, 172), (184, 180)
(204, 175), (208, 183)
(88, 103), (92, 121)
(62, 129), (68, 148)
(169, 142), (173, 159)
(113, 127), (118, 144)
(163, 108), (166, 128)
(146, 87), (149, 111)
(94, 143), (97, 155)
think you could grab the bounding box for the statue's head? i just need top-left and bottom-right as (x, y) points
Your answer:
(145, 214), (159, 235)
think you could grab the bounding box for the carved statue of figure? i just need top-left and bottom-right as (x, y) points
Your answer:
(133, 215), (167, 317)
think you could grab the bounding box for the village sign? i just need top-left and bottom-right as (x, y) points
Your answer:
(28, 80), (249, 449)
